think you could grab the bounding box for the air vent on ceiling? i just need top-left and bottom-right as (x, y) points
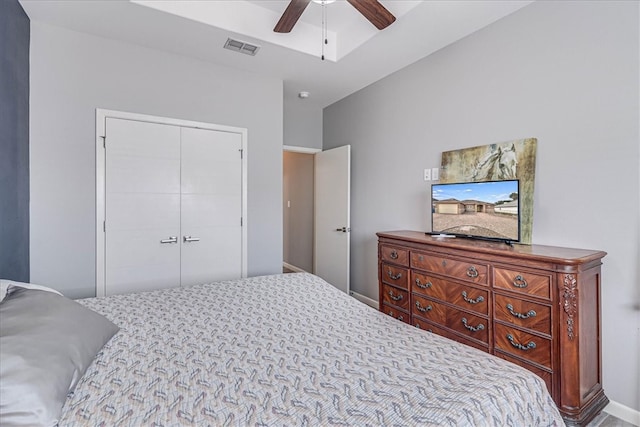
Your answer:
(224, 38), (261, 56)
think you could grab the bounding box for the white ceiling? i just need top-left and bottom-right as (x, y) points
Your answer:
(19, 0), (533, 108)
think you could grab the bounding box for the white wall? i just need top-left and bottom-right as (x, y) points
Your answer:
(324, 0), (639, 413)
(29, 22), (284, 298)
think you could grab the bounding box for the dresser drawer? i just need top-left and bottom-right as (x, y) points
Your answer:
(411, 294), (447, 324)
(381, 303), (410, 324)
(494, 323), (552, 369)
(410, 272), (448, 300)
(411, 252), (488, 285)
(413, 317), (450, 337)
(411, 272), (489, 315)
(381, 284), (409, 311)
(493, 267), (551, 299)
(496, 352), (553, 394)
(381, 263), (409, 289)
(380, 245), (409, 267)
(447, 283), (489, 315)
(447, 310), (489, 344)
(494, 294), (551, 335)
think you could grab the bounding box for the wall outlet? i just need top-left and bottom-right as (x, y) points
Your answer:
(424, 168), (431, 181)
(432, 167), (439, 181)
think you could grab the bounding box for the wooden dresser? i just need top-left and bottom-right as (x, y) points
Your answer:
(377, 230), (607, 426)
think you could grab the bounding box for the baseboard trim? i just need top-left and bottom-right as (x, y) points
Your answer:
(604, 400), (640, 426)
(349, 290), (379, 310)
(282, 262), (307, 273)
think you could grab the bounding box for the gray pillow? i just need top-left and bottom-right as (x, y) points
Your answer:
(0, 288), (119, 427)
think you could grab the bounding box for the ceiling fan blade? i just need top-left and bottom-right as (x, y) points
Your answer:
(346, 0), (396, 30)
(274, 0), (312, 33)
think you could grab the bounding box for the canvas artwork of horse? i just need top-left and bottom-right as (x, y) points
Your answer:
(471, 144), (519, 181)
(439, 138), (537, 244)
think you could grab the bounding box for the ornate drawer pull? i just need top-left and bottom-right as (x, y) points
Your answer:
(506, 334), (536, 351)
(461, 291), (484, 304)
(387, 310), (403, 322)
(461, 317), (484, 332)
(389, 250), (399, 259)
(387, 270), (402, 280)
(506, 303), (536, 319)
(415, 301), (432, 313)
(466, 266), (479, 278)
(512, 275), (528, 288)
(414, 323), (432, 333)
(388, 291), (403, 301)
(415, 278), (432, 289)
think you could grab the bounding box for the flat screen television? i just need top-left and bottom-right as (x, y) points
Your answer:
(430, 179), (520, 244)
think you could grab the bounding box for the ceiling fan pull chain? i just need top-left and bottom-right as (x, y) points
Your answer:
(321, 2), (327, 60)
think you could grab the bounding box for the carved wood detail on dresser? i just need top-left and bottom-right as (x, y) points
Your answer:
(377, 230), (608, 426)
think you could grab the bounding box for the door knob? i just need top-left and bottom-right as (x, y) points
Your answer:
(335, 227), (350, 233)
(160, 236), (178, 244)
(183, 236), (201, 242)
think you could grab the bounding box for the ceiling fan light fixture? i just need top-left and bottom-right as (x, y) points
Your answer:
(311, 0), (336, 4)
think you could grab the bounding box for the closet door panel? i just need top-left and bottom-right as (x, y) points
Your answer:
(180, 128), (242, 287)
(106, 228), (180, 295)
(105, 118), (181, 295)
(108, 193), (180, 230)
(108, 156), (180, 194)
(181, 130), (242, 195)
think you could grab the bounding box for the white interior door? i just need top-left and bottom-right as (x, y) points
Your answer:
(105, 118), (181, 294)
(314, 145), (351, 293)
(180, 128), (243, 287)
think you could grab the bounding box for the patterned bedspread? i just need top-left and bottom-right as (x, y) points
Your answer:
(59, 273), (564, 426)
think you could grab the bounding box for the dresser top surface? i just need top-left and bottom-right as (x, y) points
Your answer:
(377, 230), (607, 265)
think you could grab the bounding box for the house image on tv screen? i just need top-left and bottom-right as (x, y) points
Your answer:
(434, 199), (497, 215)
(493, 200), (518, 215)
(431, 180), (520, 241)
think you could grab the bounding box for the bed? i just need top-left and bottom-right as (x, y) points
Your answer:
(1, 273), (564, 426)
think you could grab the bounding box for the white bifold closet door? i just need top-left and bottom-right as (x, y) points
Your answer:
(105, 118), (242, 295)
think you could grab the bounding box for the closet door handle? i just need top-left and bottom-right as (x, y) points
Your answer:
(183, 236), (200, 243)
(160, 236), (178, 244)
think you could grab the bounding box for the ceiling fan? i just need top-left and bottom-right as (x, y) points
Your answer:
(274, 0), (396, 33)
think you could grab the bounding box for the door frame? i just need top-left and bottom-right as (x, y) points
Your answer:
(282, 145), (321, 273)
(96, 109), (248, 297)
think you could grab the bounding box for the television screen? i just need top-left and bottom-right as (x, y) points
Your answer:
(431, 180), (520, 243)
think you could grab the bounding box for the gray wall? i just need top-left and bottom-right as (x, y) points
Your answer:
(29, 22), (283, 298)
(0, 0), (30, 281)
(283, 151), (314, 272)
(284, 95), (323, 149)
(324, 0), (639, 412)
